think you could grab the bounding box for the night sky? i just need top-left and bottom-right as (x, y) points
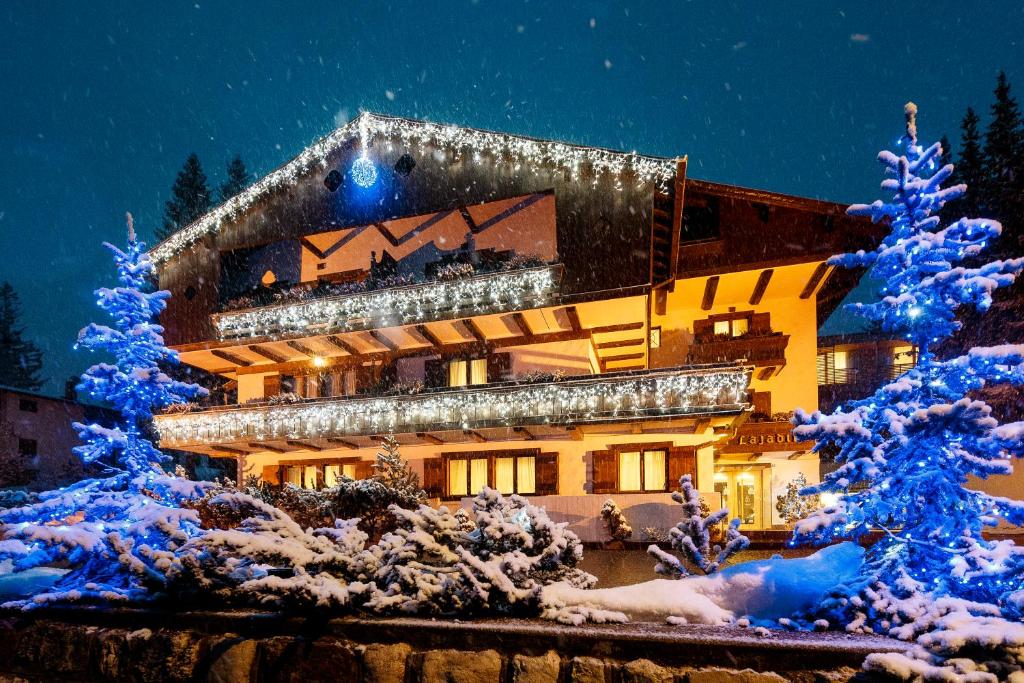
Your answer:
(1, 2), (1022, 392)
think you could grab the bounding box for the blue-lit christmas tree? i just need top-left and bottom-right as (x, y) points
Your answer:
(0, 215), (209, 606)
(793, 104), (1024, 604)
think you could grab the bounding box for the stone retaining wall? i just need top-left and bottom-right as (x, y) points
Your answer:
(0, 609), (909, 682)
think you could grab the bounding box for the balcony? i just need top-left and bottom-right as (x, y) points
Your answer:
(686, 333), (789, 368)
(210, 264), (563, 342)
(154, 364), (752, 452)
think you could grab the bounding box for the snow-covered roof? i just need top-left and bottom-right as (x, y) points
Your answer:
(150, 112), (679, 265)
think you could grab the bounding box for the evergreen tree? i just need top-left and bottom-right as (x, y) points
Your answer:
(157, 153), (211, 242)
(955, 107), (986, 218)
(792, 104), (1024, 604)
(983, 71), (1024, 252)
(219, 155), (251, 202)
(0, 282), (45, 391)
(0, 214), (209, 606)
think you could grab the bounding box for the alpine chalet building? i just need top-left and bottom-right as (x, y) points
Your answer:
(151, 113), (877, 540)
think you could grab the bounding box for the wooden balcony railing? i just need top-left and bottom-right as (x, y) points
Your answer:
(686, 333), (789, 367)
(210, 264), (563, 342)
(154, 364), (752, 449)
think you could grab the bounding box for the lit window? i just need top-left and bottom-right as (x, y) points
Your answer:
(446, 453), (538, 498)
(643, 450), (667, 491)
(713, 320), (730, 336)
(834, 350), (848, 370)
(650, 327), (662, 349)
(618, 451), (642, 492)
(731, 317), (748, 337)
(495, 457), (514, 493)
(893, 345), (914, 364)
(617, 448), (668, 492)
(323, 463), (358, 487)
(517, 456), (536, 494)
(303, 465), (319, 489)
(449, 360), (468, 387)
(448, 459), (468, 497)
(284, 466), (302, 486)
(470, 458), (488, 494)
(470, 358), (488, 385)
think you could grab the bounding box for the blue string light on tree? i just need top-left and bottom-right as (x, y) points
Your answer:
(351, 153), (378, 188)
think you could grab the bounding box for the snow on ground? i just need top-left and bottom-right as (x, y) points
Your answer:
(543, 542), (863, 625)
(0, 560), (68, 599)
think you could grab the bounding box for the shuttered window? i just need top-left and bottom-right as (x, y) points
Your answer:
(592, 443), (695, 494)
(443, 450), (546, 498)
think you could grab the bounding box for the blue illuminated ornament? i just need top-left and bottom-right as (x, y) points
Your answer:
(351, 154), (378, 188)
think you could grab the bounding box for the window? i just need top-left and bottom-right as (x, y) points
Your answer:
(445, 452), (537, 498)
(893, 345), (915, 365)
(817, 350), (849, 385)
(324, 463), (357, 487)
(18, 399), (37, 413)
(616, 448), (668, 492)
(649, 327), (661, 349)
(713, 317), (749, 337)
(18, 438), (37, 457)
(448, 358), (488, 387)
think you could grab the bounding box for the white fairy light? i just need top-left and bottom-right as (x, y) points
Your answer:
(212, 264), (561, 341)
(154, 365), (751, 448)
(150, 112), (678, 265)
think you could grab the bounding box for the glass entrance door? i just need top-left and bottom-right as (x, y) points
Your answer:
(713, 467), (764, 528)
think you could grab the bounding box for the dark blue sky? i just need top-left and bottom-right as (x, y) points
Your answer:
(1, 2), (1022, 391)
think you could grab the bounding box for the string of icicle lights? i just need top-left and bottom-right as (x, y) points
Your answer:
(213, 265), (560, 341)
(154, 366), (750, 448)
(150, 112), (679, 264)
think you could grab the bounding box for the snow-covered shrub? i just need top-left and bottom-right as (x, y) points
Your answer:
(774, 473), (819, 524)
(600, 499), (633, 542)
(174, 491), (369, 609)
(647, 474), (749, 577)
(364, 488), (594, 616)
(0, 489), (37, 509)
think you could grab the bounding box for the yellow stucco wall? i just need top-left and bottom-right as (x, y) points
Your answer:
(650, 261), (823, 414)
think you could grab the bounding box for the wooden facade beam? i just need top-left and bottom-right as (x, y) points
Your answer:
(250, 442), (290, 453)
(463, 430), (487, 443)
(590, 321), (644, 335)
(210, 349), (253, 367)
(286, 340), (319, 358)
(513, 426), (535, 441)
(749, 269), (774, 305)
(326, 438), (360, 450)
(416, 432), (445, 445)
(248, 345), (290, 364)
(507, 312), (533, 336)
(562, 306), (583, 332)
(701, 276), (720, 311)
(368, 330), (399, 352)
(461, 319), (488, 343)
(414, 324), (445, 349)
(324, 335), (359, 356)
(286, 440), (324, 452)
(594, 338), (645, 350)
(799, 262), (830, 299)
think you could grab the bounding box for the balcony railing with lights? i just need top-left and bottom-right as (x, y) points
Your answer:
(154, 364), (751, 449)
(210, 264), (563, 342)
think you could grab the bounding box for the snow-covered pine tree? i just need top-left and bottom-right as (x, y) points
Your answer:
(219, 155), (251, 202)
(158, 154), (211, 241)
(792, 104), (1024, 603)
(0, 215), (209, 606)
(600, 499), (633, 542)
(648, 474), (749, 577)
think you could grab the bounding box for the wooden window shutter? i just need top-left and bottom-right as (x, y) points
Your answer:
(752, 391), (772, 416)
(354, 460), (374, 480)
(261, 465), (281, 485)
(591, 449), (617, 494)
(668, 446), (697, 491)
(263, 374), (281, 399)
(422, 458), (444, 498)
(424, 359), (445, 388)
(535, 452), (558, 495)
(380, 362), (398, 388)
(487, 352), (512, 383)
(751, 312), (771, 333)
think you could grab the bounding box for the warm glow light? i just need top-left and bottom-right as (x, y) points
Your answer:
(820, 492), (840, 507)
(312, 356), (327, 368)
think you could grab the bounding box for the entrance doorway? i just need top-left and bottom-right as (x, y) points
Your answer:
(713, 465), (767, 529)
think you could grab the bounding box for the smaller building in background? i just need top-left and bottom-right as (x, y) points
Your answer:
(0, 386), (98, 491)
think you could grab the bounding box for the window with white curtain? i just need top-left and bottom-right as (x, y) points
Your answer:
(618, 451), (642, 491)
(445, 453), (538, 498)
(617, 448), (668, 492)
(323, 463), (358, 487)
(449, 360), (468, 387)
(470, 358), (488, 385)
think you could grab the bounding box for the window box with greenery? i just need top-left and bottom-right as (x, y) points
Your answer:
(688, 311), (788, 368)
(591, 443), (697, 495)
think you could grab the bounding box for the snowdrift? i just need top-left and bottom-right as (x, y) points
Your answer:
(543, 542), (864, 624)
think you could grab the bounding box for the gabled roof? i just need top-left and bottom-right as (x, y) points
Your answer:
(150, 112), (679, 265)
